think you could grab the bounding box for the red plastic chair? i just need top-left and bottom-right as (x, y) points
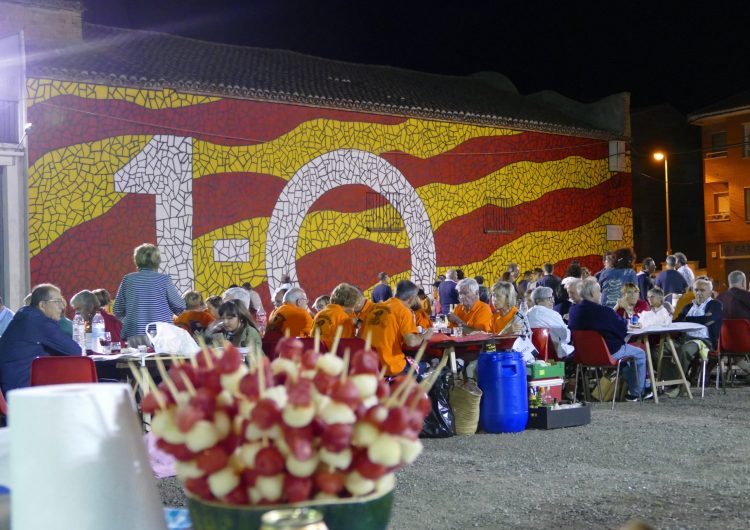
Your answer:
(531, 328), (551, 361)
(0, 389), (7, 417)
(717, 319), (750, 390)
(30, 356), (98, 386)
(571, 330), (640, 409)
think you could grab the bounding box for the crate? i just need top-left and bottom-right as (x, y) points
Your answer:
(527, 402), (591, 430)
(528, 377), (564, 403)
(527, 361), (565, 380)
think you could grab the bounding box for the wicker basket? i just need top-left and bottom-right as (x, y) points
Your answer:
(449, 377), (482, 435)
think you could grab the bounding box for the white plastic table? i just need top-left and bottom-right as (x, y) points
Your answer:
(625, 322), (707, 403)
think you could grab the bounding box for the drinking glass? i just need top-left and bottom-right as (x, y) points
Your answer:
(99, 332), (112, 354)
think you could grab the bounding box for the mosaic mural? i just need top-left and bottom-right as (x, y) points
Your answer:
(26, 79), (632, 309)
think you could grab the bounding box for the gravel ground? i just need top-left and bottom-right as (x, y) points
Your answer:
(158, 386), (750, 530)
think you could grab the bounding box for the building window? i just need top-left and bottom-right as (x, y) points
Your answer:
(707, 131), (727, 158)
(714, 192), (729, 214)
(744, 124), (750, 158)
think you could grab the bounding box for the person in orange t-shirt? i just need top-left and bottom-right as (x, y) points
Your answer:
(410, 298), (433, 331)
(266, 287), (313, 338)
(174, 290), (215, 335)
(354, 292), (374, 336)
(447, 278), (493, 333)
(360, 280), (432, 376)
(312, 283), (359, 350)
(490, 281), (524, 335)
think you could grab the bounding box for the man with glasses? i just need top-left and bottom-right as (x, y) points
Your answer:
(526, 287), (574, 358)
(0, 283), (81, 393)
(265, 286), (313, 338)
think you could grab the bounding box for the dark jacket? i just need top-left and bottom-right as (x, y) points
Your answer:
(537, 274), (563, 305)
(568, 299), (627, 354)
(371, 283), (393, 303)
(0, 306), (81, 393)
(716, 288), (750, 320)
(675, 298), (723, 350)
(438, 280), (459, 314)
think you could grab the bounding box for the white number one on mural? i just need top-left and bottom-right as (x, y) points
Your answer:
(114, 135), (194, 292)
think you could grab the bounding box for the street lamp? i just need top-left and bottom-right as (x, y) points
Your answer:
(653, 151), (671, 255)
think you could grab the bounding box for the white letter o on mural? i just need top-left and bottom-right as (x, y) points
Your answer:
(265, 149), (437, 294)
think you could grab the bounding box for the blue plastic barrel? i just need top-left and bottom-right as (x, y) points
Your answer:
(477, 350), (528, 433)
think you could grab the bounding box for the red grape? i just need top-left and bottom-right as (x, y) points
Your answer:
(301, 349), (320, 370)
(314, 470), (344, 495)
(224, 485), (249, 505)
(175, 405), (205, 433)
(287, 378), (313, 407)
(185, 476), (213, 500)
(275, 337), (304, 361)
(321, 423), (353, 452)
(284, 425), (314, 461)
(284, 475), (313, 503)
(255, 446), (285, 476)
(196, 446), (229, 474)
(332, 380), (360, 409)
(217, 345), (242, 374)
(351, 349), (380, 375)
(381, 407), (409, 435)
(251, 399), (281, 430)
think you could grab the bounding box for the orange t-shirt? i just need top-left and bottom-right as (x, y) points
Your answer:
(491, 306), (518, 334)
(174, 309), (215, 334)
(312, 304), (356, 350)
(420, 297), (432, 316)
(451, 300), (493, 332)
(360, 298), (418, 376)
(414, 308), (432, 330)
(266, 303), (313, 338)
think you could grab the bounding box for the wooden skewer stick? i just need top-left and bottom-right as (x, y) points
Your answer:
(365, 330), (373, 351)
(128, 361), (144, 394)
(143, 370), (167, 410)
(256, 347), (266, 397)
(379, 365), (388, 378)
(340, 347), (351, 382)
(195, 336), (214, 370)
(330, 325), (344, 357)
(314, 326), (321, 354)
(155, 356), (180, 399)
(409, 354), (450, 411)
(284, 327), (291, 338)
(178, 371), (197, 397)
(390, 340), (429, 406)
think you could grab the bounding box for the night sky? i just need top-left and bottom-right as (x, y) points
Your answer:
(83, 0), (748, 114)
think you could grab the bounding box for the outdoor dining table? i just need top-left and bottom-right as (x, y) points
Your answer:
(625, 321), (707, 404)
(416, 332), (518, 373)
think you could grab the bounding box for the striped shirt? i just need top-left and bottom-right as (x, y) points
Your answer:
(113, 269), (186, 339)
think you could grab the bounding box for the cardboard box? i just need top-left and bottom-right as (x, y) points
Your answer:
(527, 402), (591, 430)
(527, 362), (565, 380)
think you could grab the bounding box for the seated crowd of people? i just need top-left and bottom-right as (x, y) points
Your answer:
(0, 243), (744, 404)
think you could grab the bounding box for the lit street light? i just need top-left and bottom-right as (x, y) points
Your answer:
(653, 151), (670, 255)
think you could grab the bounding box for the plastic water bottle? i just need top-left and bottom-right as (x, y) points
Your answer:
(72, 311), (86, 355)
(256, 305), (267, 335)
(519, 298), (528, 315)
(91, 311), (105, 353)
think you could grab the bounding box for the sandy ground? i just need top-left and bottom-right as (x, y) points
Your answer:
(159, 385), (750, 530)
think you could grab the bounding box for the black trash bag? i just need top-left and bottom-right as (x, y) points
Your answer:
(420, 368), (455, 438)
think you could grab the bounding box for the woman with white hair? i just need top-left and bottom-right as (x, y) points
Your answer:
(113, 243), (185, 344)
